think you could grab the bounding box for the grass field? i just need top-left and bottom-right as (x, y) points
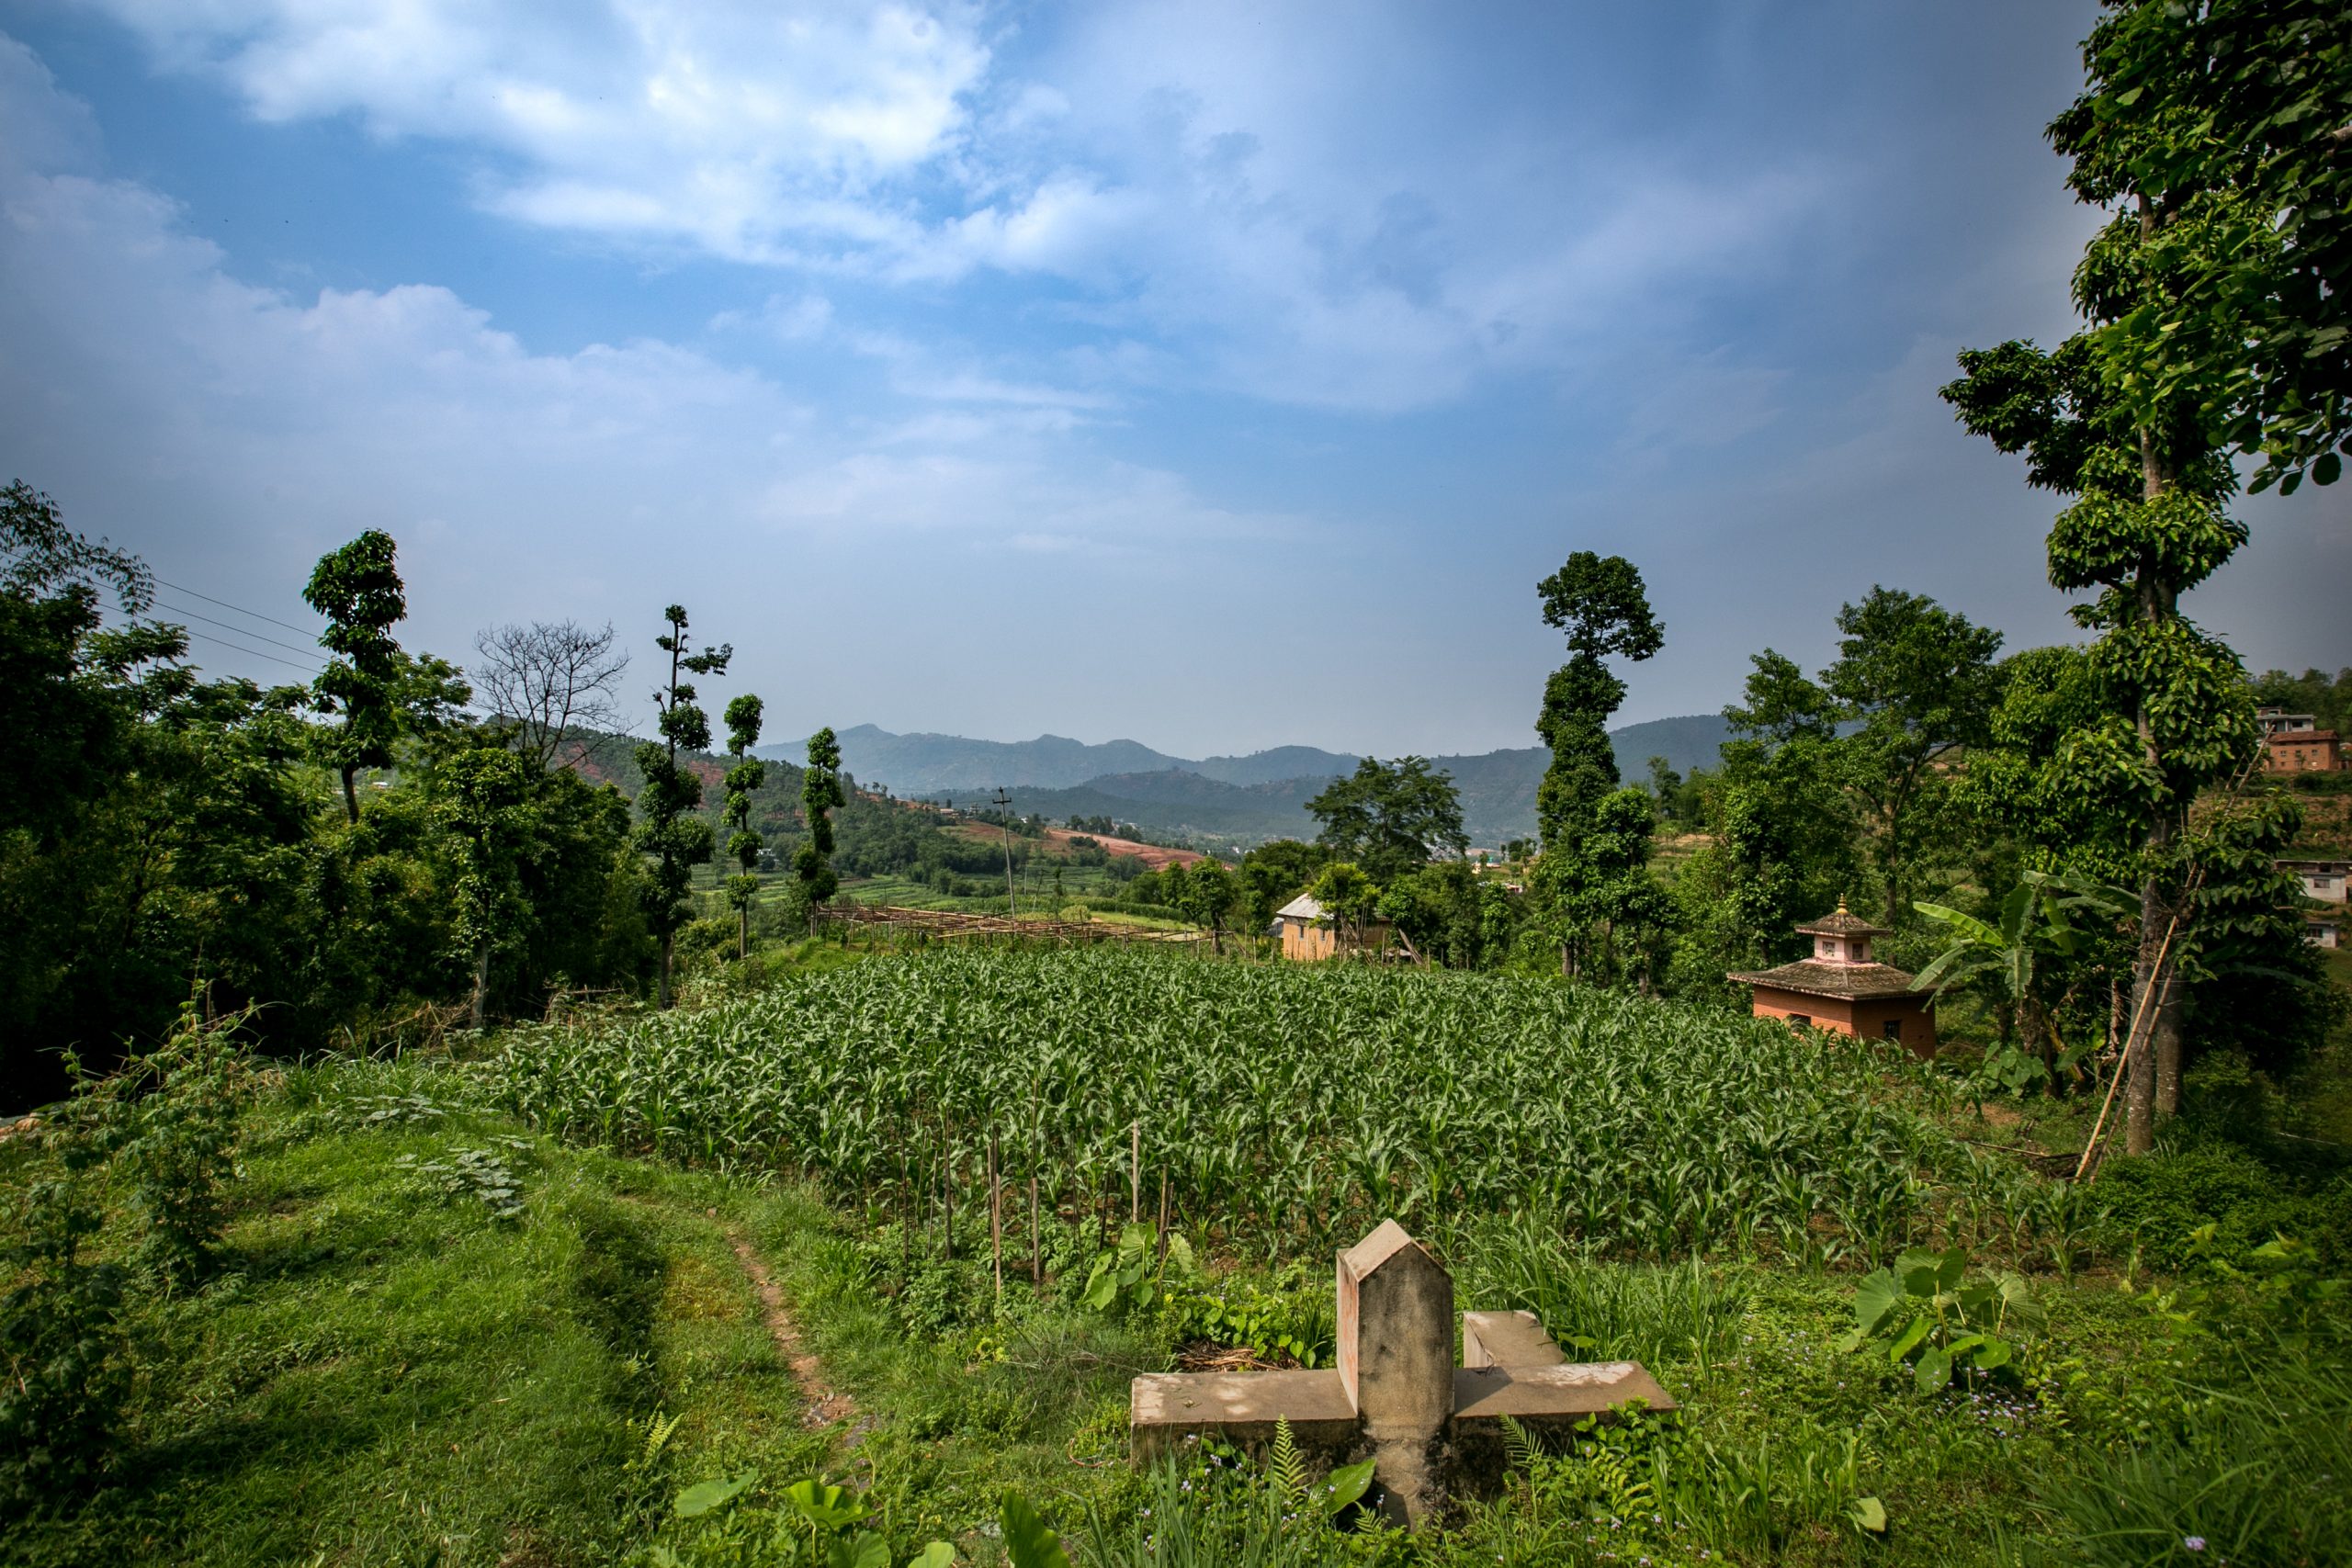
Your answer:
(7, 949), (2348, 1567)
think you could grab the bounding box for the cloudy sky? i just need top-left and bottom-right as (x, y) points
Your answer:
(1, 1), (2344, 758)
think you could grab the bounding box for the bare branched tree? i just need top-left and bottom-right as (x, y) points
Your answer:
(470, 619), (630, 768)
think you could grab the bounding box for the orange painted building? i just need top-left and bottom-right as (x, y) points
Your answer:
(1727, 902), (1937, 1055)
(2258, 707), (2347, 773)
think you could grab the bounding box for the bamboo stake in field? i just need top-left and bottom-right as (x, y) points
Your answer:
(1130, 1120), (1141, 1224)
(1154, 1169), (1170, 1284)
(943, 1120), (955, 1261)
(1029, 1171), (1042, 1287)
(989, 1133), (1002, 1301)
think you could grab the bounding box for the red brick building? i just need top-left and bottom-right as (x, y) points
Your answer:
(2258, 707), (2346, 773)
(1728, 902), (1937, 1055)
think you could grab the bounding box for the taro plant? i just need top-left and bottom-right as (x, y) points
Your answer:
(1081, 1222), (1191, 1315)
(1839, 1244), (2042, 1392)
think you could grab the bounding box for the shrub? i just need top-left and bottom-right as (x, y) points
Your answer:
(0, 1153), (130, 1507)
(2099, 1145), (2352, 1272)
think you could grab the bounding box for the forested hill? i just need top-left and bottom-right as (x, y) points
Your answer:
(756, 716), (1733, 847)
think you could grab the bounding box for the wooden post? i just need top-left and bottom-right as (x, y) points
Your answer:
(943, 1122), (955, 1262)
(1130, 1120), (1142, 1224)
(1154, 1170), (1171, 1282)
(1030, 1172), (1042, 1287)
(989, 1132), (1003, 1301)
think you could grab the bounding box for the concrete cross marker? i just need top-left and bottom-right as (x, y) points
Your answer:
(1130, 1221), (1676, 1526)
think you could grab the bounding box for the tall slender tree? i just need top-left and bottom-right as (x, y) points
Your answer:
(721, 694), (765, 961)
(1531, 552), (1663, 976)
(302, 532), (408, 824)
(1941, 23), (2275, 1149)
(797, 726), (844, 912)
(634, 605), (730, 1010)
(301, 531), (466, 822)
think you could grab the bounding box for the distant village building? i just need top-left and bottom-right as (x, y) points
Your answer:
(2280, 857), (2348, 948)
(1272, 894), (1394, 961)
(1727, 902), (1937, 1055)
(2257, 707), (2347, 773)
(2281, 858), (2349, 905)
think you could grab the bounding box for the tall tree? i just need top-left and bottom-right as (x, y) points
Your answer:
(1821, 588), (2006, 926)
(720, 694), (765, 961)
(470, 620), (629, 768)
(1304, 756), (1466, 885)
(2060, 0), (2351, 494)
(301, 532), (466, 822)
(797, 726), (844, 911)
(437, 746), (534, 1031)
(1532, 553), (1663, 976)
(302, 532), (408, 824)
(1942, 23), (2278, 1150)
(1181, 858), (1239, 954)
(634, 605), (730, 1010)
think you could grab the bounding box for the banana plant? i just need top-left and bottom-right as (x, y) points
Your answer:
(1913, 870), (2126, 1093)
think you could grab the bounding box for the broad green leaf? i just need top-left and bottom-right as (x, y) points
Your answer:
(1943, 1333), (1985, 1360)
(675, 1471), (758, 1518)
(1080, 1257), (1118, 1312)
(1887, 1316), (1930, 1363)
(1850, 1495), (1888, 1534)
(1852, 1270), (1902, 1335)
(1895, 1250), (1941, 1299)
(1001, 1492), (1073, 1568)
(784, 1480), (869, 1531)
(1973, 1337), (2012, 1371)
(1914, 1346), (1953, 1393)
(1321, 1459), (1378, 1519)
(905, 1545), (957, 1568)
(1934, 1247), (1967, 1293)
(829, 1532), (891, 1568)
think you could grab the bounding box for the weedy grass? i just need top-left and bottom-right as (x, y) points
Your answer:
(5, 1056), (813, 1566)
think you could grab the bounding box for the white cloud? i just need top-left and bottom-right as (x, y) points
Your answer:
(64, 0), (1835, 413)
(0, 38), (1292, 697)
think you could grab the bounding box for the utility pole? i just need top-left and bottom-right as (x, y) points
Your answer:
(993, 785), (1017, 920)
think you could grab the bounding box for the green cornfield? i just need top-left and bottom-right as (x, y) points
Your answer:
(496, 947), (1970, 1261)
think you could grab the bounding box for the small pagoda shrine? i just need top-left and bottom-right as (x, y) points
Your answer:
(1727, 900), (1936, 1055)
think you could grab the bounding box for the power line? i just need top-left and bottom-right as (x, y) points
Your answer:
(154, 600), (322, 659)
(177, 626), (321, 676)
(153, 576), (321, 637)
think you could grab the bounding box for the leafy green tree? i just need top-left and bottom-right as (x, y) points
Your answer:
(1532, 553), (1662, 976)
(1943, 353), (2256, 1156)
(300, 532), (467, 823)
(1238, 839), (1332, 931)
(1180, 857), (1239, 953)
(1305, 756), (1466, 885)
(1931, 5), (2347, 1149)
(1533, 553), (1663, 850)
(634, 606), (730, 1010)
(1563, 787), (1675, 989)
(797, 726), (844, 909)
(2057, 0), (2351, 493)
(720, 694), (765, 960)
(437, 746), (534, 1031)
(1307, 861), (1381, 953)
(1824, 589), (2005, 926)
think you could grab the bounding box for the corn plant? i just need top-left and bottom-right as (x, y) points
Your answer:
(498, 947), (1990, 1267)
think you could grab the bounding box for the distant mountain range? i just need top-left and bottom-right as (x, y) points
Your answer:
(760, 716), (1733, 848)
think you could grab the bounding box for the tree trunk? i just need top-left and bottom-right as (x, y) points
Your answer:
(470, 943), (491, 1032)
(2127, 881), (2166, 1156)
(739, 904), (750, 964)
(340, 765), (360, 825)
(658, 934), (674, 1010)
(2154, 991), (2184, 1118)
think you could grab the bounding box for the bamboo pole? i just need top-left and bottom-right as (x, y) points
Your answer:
(989, 1132), (1003, 1302)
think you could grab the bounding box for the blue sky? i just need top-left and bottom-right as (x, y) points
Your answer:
(1, 1), (2344, 758)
